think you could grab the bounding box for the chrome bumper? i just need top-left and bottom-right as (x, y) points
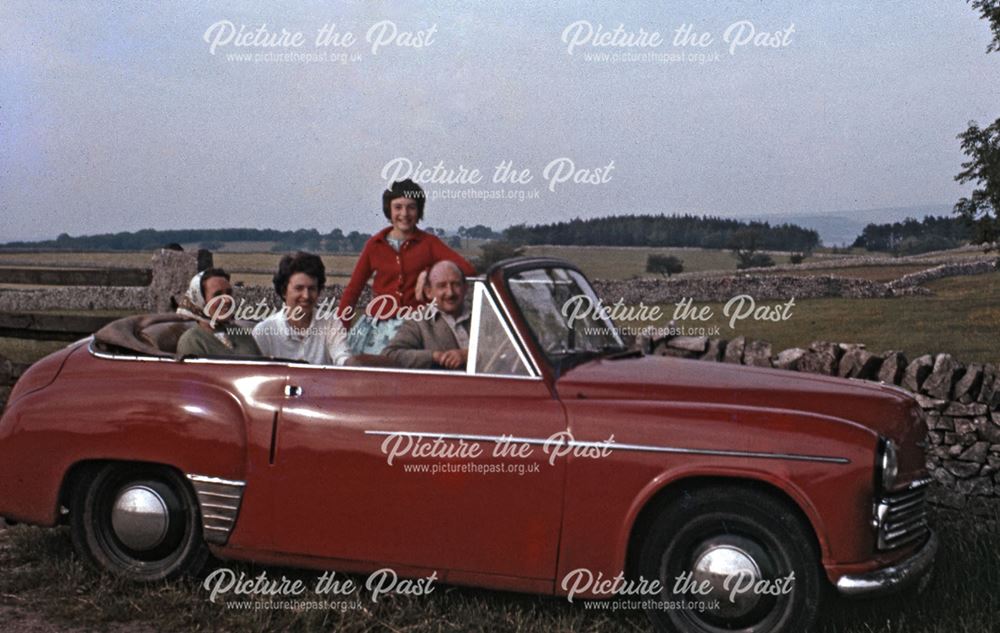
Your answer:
(836, 530), (938, 597)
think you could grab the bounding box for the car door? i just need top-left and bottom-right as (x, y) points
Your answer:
(266, 283), (567, 581)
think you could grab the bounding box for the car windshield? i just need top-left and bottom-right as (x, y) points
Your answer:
(506, 267), (626, 369)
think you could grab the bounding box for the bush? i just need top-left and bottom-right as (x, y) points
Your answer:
(646, 254), (684, 276)
(736, 253), (775, 269)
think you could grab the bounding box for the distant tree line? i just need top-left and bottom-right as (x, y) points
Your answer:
(457, 225), (501, 240)
(268, 227), (462, 252)
(502, 214), (820, 252)
(0, 227), (459, 253)
(851, 216), (973, 254)
(269, 229), (374, 253)
(2, 216), (821, 253)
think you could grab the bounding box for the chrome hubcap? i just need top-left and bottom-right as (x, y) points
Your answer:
(110, 485), (170, 551)
(691, 544), (763, 618)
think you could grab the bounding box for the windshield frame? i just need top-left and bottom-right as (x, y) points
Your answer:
(498, 259), (627, 374)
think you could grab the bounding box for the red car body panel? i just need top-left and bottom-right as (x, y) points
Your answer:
(231, 367), (566, 582)
(0, 262), (931, 599)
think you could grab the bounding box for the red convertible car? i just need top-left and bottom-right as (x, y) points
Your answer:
(0, 258), (935, 633)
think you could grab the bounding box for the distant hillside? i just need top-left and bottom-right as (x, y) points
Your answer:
(757, 204), (955, 246)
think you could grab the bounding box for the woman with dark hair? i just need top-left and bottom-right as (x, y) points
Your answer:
(338, 179), (475, 354)
(252, 252), (350, 365)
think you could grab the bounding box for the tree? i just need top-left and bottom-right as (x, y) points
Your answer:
(955, 2), (1000, 247)
(736, 253), (775, 269)
(970, 0), (1000, 53)
(728, 229), (776, 269)
(955, 119), (1000, 245)
(463, 224), (499, 240)
(646, 254), (684, 276)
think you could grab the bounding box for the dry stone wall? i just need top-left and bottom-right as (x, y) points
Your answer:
(0, 356), (30, 413)
(653, 335), (1000, 508)
(670, 251), (996, 279)
(593, 259), (997, 304)
(0, 286), (151, 312)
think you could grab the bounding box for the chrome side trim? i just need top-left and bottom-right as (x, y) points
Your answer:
(186, 474), (246, 545)
(187, 474), (246, 487)
(280, 362), (543, 380)
(837, 530), (938, 597)
(88, 340), (542, 380)
(88, 341), (174, 363)
(364, 430), (850, 464)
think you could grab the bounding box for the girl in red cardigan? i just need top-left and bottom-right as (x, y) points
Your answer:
(339, 179), (476, 354)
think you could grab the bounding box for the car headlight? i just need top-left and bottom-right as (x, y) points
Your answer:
(876, 437), (899, 491)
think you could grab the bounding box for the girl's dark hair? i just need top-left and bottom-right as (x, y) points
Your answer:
(199, 268), (230, 298)
(382, 179), (426, 221)
(273, 252), (326, 299)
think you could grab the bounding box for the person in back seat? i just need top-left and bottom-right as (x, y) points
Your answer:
(252, 252), (351, 365)
(382, 260), (470, 370)
(176, 269), (261, 357)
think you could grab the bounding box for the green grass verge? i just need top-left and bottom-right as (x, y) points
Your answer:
(0, 505), (994, 632)
(645, 272), (1000, 365)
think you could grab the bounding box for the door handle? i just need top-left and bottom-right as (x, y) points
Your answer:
(284, 385), (303, 398)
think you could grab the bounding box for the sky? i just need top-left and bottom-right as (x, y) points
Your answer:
(1, 1), (998, 242)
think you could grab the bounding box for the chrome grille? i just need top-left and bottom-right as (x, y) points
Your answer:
(874, 477), (930, 551)
(187, 474), (245, 546)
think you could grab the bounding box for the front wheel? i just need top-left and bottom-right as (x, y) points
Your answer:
(70, 463), (208, 581)
(637, 486), (822, 633)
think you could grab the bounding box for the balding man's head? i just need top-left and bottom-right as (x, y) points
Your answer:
(427, 260), (467, 316)
(428, 260), (464, 284)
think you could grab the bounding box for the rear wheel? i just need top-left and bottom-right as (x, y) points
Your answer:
(70, 463), (208, 581)
(637, 486), (822, 633)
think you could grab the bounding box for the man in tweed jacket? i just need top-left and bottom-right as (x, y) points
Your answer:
(382, 260), (471, 370)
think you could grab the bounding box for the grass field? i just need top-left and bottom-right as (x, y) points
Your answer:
(0, 504), (995, 632)
(0, 246), (964, 283)
(522, 245), (799, 278)
(0, 245), (770, 279)
(1, 247), (996, 366)
(646, 272), (1000, 364)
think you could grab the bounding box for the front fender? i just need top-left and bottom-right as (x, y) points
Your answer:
(555, 399), (879, 595)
